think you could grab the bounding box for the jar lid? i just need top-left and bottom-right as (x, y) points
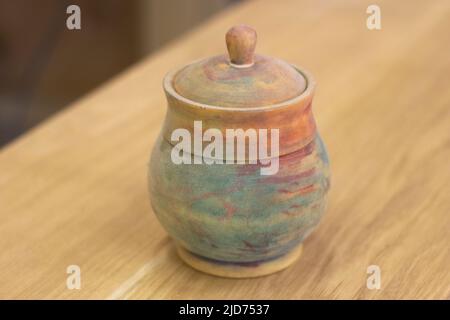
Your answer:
(172, 25), (307, 108)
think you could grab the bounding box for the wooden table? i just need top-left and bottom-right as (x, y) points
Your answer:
(1, 0), (449, 299)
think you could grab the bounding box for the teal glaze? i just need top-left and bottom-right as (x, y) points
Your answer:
(149, 133), (330, 263)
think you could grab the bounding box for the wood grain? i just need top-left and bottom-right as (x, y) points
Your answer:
(0, 0), (449, 299)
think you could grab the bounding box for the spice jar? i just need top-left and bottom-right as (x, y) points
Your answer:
(149, 25), (330, 278)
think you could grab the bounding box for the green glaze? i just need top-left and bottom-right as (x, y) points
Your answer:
(149, 133), (329, 263)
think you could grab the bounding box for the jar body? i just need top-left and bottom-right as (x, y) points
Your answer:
(148, 66), (330, 277)
(148, 131), (330, 263)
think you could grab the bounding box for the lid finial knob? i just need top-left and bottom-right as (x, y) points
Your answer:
(226, 25), (257, 68)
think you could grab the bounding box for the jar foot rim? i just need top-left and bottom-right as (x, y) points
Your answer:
(176, 243), (303, 278)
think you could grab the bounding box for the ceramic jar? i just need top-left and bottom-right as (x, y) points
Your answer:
(149, 25), (330, 278)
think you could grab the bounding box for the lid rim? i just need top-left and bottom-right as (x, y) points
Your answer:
(163, 62), (316, 112)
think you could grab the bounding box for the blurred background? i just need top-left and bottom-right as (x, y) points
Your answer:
(0, 0), (241, 147)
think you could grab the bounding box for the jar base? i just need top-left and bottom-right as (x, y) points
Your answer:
(176, 244), (303, 278)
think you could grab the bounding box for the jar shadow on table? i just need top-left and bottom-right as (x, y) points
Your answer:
(164, 237), (318, 280)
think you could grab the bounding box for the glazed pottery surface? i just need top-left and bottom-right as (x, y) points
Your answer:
(148, 25), (330, 277)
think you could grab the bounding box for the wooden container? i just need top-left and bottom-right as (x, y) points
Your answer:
(149, 25), (330, 278)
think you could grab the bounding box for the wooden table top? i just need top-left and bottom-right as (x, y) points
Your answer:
(1, 0), (449, 299)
